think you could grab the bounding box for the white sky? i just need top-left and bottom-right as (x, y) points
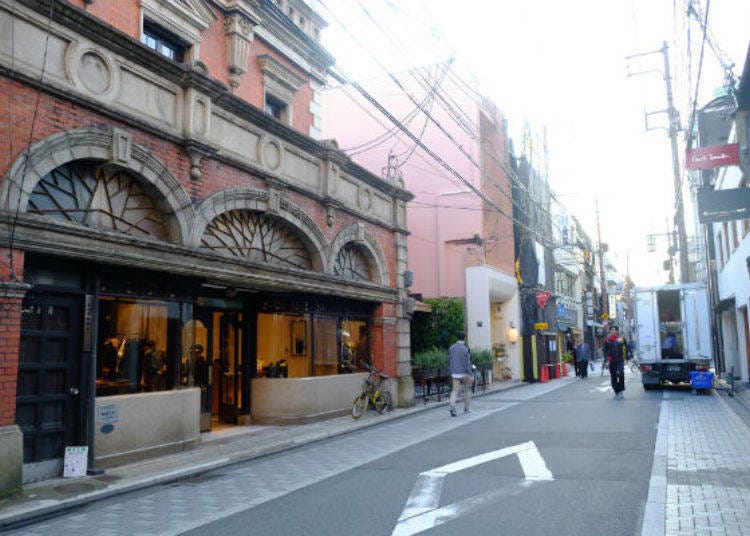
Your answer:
(316, 0), (750, 285)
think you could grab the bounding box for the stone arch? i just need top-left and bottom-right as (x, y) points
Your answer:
(330, 224), (390, 286)
(192, 187), (327, 272)
(0, 128), (194, 244)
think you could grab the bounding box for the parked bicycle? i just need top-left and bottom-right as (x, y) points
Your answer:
(630, 356), (641, 373)
(352, 363), (393, 419)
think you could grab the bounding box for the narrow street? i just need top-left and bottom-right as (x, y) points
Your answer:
(0, 368), (666, 536)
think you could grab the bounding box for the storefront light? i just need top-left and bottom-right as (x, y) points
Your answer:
(508, 323), (519, 343)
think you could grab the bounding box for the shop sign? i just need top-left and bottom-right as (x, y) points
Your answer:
(685, 143), (739, 170)
(97, 404), (119, 424)
(534, 322), (549, 330)
(534, 290), (551, 309)
(697, 187), (750, 224)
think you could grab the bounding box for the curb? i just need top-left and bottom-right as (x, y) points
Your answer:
(0, 380), (528, 530)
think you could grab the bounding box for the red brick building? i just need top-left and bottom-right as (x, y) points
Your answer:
(0, 0), (412, 494)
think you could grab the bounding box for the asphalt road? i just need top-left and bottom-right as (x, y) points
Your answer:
(10, 369), (662, 536)
(186, 370), (661, 536)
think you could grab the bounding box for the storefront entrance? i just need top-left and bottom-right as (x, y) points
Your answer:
(16, 292), (83, 481)
(194, 307), (246, 427)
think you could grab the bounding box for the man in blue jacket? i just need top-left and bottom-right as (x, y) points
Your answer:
(448, 332), (473, 417)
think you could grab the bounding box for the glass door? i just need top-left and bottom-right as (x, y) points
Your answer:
(218, 312), (243, 423)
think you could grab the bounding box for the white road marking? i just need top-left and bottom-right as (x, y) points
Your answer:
(591, 380), (612, 393)
(392, 442), (552, 536)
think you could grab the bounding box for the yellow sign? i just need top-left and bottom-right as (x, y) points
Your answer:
(601, 313), (609, 320)
(534, 322), (548, 330)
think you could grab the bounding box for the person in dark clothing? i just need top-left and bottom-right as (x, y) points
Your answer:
(566, 335), (579, 377)
(575, 338), (591, 379)
(604, 325), (626, 398)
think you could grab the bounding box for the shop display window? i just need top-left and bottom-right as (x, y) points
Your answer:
(256, 313), (369, 378)
(97, 297), (185, 396)
(340, 319), (369, 372)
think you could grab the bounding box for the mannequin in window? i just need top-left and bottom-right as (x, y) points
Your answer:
(191, 345), (208, 388)
(143, 340), (166, 391)
(101, 336), (127, 379)
(339, 331), (353, 374)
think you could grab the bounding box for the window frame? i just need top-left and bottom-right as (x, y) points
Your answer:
(141, 19), (188, 62)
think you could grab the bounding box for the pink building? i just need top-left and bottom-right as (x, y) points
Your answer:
(322, 67), (521, 379)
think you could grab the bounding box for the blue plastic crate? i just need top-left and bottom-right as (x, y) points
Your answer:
(689, 371), (714, 389)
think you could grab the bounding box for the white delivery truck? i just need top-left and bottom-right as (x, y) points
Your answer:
(633, 282), (712, 389)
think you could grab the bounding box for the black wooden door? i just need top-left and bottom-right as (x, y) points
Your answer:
(16, 294), (82, 465)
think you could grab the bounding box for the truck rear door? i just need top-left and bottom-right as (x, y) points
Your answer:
(681, 287), (711, 359)
(635, 290), (659, 360)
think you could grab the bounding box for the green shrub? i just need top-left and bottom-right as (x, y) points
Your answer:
(561, 352), (574, 363)
(470, 347), (493, 367)
(411, 297), (465, 353)
(412, 346), (447, 370)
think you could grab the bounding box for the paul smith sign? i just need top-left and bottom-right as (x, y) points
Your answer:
(685, 143), (739, 170)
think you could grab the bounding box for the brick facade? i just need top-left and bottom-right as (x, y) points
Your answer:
(0, 248), (26, 427)
(0, 0), (412, 486)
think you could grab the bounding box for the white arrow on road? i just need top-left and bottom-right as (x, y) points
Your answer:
(392, 441), (553, 536)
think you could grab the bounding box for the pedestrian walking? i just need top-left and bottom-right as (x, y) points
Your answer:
(604, 325), (626, 398)
(575, 338), (591, 378)
(566, 334), (578, 377)
(448, 332), (474, 417)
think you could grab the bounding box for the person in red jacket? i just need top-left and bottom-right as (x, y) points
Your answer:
(604, 325), (626, 399)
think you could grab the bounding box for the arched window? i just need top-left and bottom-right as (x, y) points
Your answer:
(334, 242), (373, 282)
(28, 161), (169, 240)
(200, 210), (313, 270)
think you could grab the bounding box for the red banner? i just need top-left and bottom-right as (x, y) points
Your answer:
(535, 290), (551, 309)
(685, 143), (739, 170)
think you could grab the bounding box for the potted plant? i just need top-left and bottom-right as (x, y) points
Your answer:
(413, 347), (446, 380)
(471, 347), (494, 384)
(492, 342), (506, 358)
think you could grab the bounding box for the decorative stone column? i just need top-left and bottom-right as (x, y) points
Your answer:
(0, 276), (30, 499)
(395, 229), (415, 407)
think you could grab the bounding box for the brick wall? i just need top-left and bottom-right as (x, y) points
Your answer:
(67, 0), (314, 135)
(0, 248), (25, 427)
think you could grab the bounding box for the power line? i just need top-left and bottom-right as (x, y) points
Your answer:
(316, 0), (560, 247)
(686, 0), (711, 141)
(6, 0), (57, 280)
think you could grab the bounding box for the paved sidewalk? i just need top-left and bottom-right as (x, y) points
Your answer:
(642, 387), (750, 536)
(0, 378), (527, 530)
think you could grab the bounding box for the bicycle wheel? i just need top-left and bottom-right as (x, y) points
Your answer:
(352, 392), (368, 419)
(374, 390), (392, 414)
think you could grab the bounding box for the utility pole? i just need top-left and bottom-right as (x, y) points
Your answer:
(596, 200), (607, 326)
(626, 41), (690, 283)
(661, 41), (690, 283)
